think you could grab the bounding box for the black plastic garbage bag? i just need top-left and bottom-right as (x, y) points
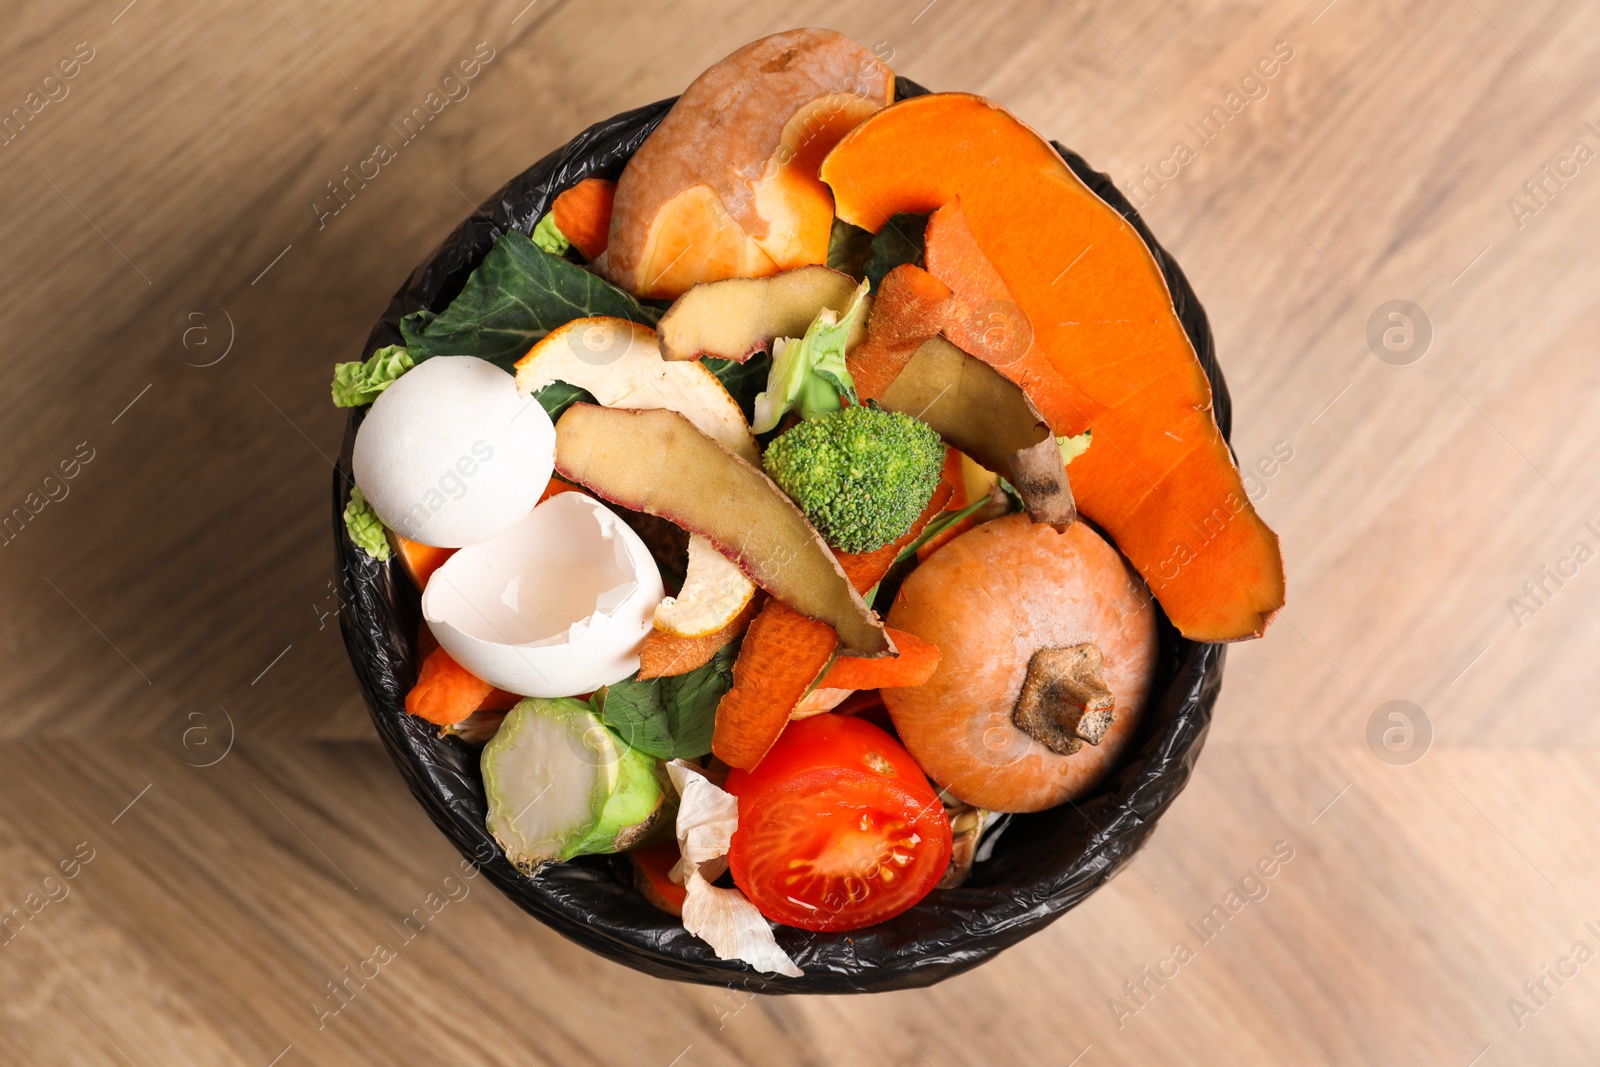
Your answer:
(335, 78), (1228, 993)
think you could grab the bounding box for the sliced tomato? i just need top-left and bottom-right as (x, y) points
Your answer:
(726, 715), (951, 932)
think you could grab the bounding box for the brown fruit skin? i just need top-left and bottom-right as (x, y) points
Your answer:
(883, 515), (1159, 813)
(876, 337), (1074, 528)
(602, 28), (892, 298)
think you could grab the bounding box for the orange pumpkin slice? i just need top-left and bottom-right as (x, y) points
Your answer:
(821, 92), (1283, 641)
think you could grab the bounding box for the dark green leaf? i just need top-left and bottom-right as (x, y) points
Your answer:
(826, 217), (873, 278)
(399, 229), (662, 371)
(594, 641), (739, 760)
(592, 685), (673, 758)
(660, 640), (738, 758)
(703, 352), (773, 427)
(864, 212), (929, 291)
(532, 380), (596, 423)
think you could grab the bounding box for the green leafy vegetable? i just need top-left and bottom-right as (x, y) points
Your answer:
(864, 212), (929, 291)
(826, 217), (873, 278)
(532, 380), (596, 423)
(330, 344), (414, 408)
(343, 485), (390, 561)
(531, 211), (571, 256)
(751, 280), (869, 433)
(703, 352), (772, 427)
(1058, 430), (1092, 464)
(591, 642), (738, 760)
(399, 229), (661, 370)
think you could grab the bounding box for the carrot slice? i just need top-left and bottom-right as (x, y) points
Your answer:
(551, 178), (616, 261)
(712, 604), (837, 769)
(821, 627), (940, 689)
(405, 647), (496, 726)
(537, 475), (589, 504)
(638, 595), (761, 679)
(390, 533), (457, 590)
(630, 841), (688, 916)
(711, 481), (955, 769)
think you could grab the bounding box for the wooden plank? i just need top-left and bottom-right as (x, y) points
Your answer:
(0, 0), (1597, 1062)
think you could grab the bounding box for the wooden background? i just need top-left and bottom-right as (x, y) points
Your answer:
(2, 0), (1597, 1063)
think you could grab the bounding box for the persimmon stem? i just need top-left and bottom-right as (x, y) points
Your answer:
(1011, 643), (1115, 756)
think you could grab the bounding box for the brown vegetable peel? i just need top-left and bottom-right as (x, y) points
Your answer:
(657, 265), (864, 362)
(876, 336), (1075, 527)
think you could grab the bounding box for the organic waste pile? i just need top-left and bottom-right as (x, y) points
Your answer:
(336, 28), (1284, 977)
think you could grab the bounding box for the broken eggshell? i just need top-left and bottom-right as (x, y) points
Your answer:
(353, 356), (555, 548)
(421, 492), (664, 697)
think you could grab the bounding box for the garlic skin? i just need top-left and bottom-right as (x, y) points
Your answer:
(666, 761), (803, 977)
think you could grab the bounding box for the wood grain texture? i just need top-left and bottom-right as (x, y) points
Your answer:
(1, 0), (1596, 1063)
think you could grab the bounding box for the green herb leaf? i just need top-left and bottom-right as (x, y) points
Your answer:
(590, 686), (672, 759)
(399, 229), (661, 371)
(531, 211), (571, 256)
(330, 344), (414, 408)
(864, 212), (929, 291)
(593, 641), (739, 760)
(532, 380), (596, 423)
(343, 485), (390, 561)
(659, 641), (739, 758)
(826, 217), (873, 278)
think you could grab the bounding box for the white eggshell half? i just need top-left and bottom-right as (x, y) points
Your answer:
(421, 492), (665, 697)
(353, 356), (554, 547)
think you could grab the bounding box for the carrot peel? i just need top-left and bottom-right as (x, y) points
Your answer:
(406, 648), (496, 726)
(551, 178), (616, 261)
(821, 628), (940, 689)
(711, 480), (956, 769)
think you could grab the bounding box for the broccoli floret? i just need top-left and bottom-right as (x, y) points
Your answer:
(762, 405), (945, 553)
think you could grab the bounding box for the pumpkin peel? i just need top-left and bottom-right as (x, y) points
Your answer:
(821, 94), (1284, 641)
(846, 263), (952, 400)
